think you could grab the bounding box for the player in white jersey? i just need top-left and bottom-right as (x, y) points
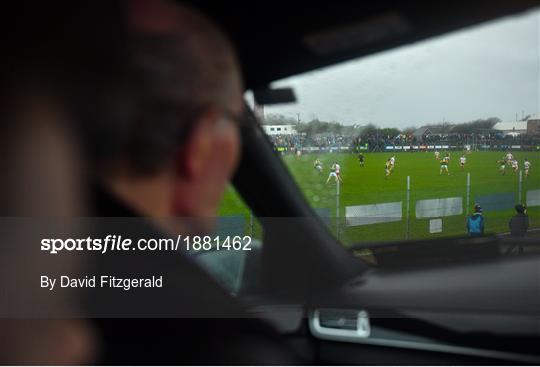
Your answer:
(511, 159), (519, 174)
(334, 162), (343, 182)
(524, 159), (531, 178)
(326, 168), (337, 184)
(326, 162), (343, 184)
(434, 150), (440, 160)
(505, 152), (514, 162)
(459, 155), (466, 171)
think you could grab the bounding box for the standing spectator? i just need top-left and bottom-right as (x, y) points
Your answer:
(509, 204), (529, 237)
(506, 204), (529, 254)
(467, 204), (484, 236)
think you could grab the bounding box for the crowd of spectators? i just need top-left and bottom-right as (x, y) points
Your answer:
(269, 133), (355, 151)
(269, 131), (540, 153)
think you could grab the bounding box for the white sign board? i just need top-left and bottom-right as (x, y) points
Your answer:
(346, 202), (402, 226)
(527, 189), (540, 207)
(416, 197), (463, 218)
(429, 218), (443, 233)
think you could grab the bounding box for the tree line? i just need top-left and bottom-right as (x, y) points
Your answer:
(263, 113), (505, 137)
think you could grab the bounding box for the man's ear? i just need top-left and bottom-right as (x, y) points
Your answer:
(175, 111), (218, 180)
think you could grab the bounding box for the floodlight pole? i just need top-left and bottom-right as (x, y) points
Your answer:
(336, 180), (340, 240)
(518, 170), (523, 203)
(466, 173), (471, 215)
(406, 176), (411, 240)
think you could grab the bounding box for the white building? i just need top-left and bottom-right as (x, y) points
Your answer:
(493, 121), (528, 136)
(527, 113), (540, 135)
(262, 124), (297, 135)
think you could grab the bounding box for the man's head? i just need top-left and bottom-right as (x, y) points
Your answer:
(101, 0), (244, 218)
(474, 204), (483, 214)
(515, 204), (526, 214)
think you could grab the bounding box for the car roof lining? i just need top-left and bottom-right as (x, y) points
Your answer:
(185, 1), (538, 90)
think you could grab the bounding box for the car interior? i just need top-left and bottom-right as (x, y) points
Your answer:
(2, 0), (540, 365)
(192, 1), (540, 365)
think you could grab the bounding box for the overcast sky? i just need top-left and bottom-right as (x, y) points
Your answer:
(261, 8), (539, 128)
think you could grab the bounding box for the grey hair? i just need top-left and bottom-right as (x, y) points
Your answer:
(118, 6), (239, 175)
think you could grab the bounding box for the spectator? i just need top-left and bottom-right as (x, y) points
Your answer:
(83, 0), (295, 364)
(467, 204), (485, 236)
(509, 204), (529, 237)
(506, 204), (529, 254)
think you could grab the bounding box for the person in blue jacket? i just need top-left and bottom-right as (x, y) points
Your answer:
(467, 204), (485, 236)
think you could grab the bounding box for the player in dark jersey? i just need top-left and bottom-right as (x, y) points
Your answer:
(497, 159), (506, 175)
(385, 159), (392, 179)
(439, 156), (450, 175)
(357, 153), (365, 167)
(314, 158), (323, 173)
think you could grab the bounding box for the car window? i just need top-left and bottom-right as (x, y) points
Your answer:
(220, 8), (540, 249)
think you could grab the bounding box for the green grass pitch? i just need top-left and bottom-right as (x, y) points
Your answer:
(218, 151), (540, 245)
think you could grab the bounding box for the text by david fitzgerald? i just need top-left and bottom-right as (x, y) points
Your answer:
(41, 275), (163, 291)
